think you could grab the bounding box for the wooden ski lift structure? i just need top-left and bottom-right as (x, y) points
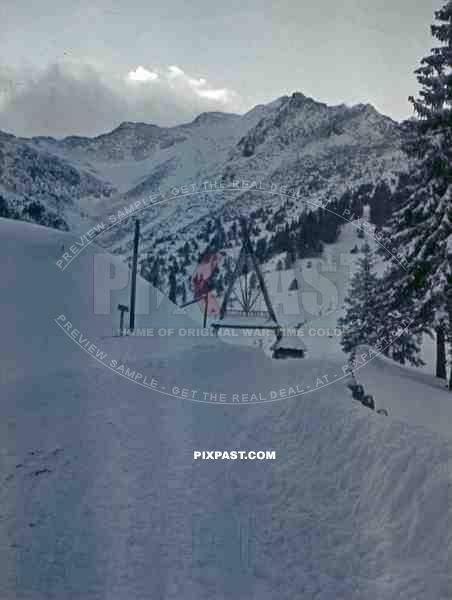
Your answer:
(212, 218), (279, 331)
(211, 218), (304, 359)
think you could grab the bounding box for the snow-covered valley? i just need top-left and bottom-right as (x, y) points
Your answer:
(1, 217), (451, 599)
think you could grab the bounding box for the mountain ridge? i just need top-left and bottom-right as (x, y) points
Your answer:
(0, 91), (412, 303)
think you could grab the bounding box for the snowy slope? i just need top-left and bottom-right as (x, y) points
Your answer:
(356, 349), (452, 439)
(1, 219), (451, 599)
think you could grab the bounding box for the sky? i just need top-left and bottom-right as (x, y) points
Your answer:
(0, 0), (443, 137)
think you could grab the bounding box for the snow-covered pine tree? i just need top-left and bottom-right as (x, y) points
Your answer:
(375, 261), (426, 367)
(338, 243), (381, 356)
(382, 0), (452, 389)
(149, 259), (161, 288)
(168, 266), (178, 304)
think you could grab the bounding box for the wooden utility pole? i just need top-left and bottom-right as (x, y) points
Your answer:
(203, 290), (209, 329)
(129, 218), (140, 331)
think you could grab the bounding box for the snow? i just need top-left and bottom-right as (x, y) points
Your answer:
(356, 347), (452, 439)
(0, 218), (451, 599)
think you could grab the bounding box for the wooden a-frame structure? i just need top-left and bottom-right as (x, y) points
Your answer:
(212, 218), (282, 337)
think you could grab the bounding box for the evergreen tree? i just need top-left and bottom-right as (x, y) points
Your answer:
(369, 182), (393, 226)
(375, 262), (425, 366)
(338, 243), (382, 355)
(22, 200), (45, 223)
(255, 237), (268, 263)
(231, 220), (238, 240)
(284, 251), (294, 270)
(149, 259), (161, 288)
(179, 241), (191, 266)
(382, 1), (452, 388)
(0, 195), (10, 218)
(168, 267), (178, 304)
(180, 284), (187, 305)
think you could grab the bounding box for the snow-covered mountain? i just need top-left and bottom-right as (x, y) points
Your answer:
(0, 130), (115, 230)
(0, 92), (412, 301)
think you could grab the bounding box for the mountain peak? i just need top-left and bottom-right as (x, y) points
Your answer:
(291, 91), (308, 101)
(115, 121), (160, 132)
(190, 111), (238, 126)
(356, 103), (378, 114)
(287, 91), (322, 108)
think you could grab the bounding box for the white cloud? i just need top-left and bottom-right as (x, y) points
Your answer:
(197, 88), (230, 102)
(188, 77), (207, 87)
(168, 65), (185, 77)
(127, 66), (159, 82)
(157, 64), (238, 106)
(0, 62), (244, 137)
